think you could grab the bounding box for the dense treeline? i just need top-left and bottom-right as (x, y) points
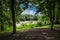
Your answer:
(19, 14), (38, 21)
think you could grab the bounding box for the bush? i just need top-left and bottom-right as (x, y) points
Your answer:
(36, 22), (43, 26)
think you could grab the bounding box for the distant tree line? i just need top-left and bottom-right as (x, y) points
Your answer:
(19, 14), (38, 21)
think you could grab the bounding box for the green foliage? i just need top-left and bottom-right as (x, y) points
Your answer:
(36, 22), (43, 26)
(0, 25), (12, 32)
(20, 14), (38, 21)
(16, 21), (48, 29)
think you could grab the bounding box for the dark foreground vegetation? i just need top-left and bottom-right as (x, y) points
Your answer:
(0, 28), (60, 40)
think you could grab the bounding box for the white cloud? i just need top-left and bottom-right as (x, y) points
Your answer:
(29, 10), (34, 15)
(22, 9), (35, 15)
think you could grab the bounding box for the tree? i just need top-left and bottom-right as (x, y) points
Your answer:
(45, 0), (55, 30)
(11, 0), (16, 33)
(0, 0), (4, 31)
(34, 0), (56, 30)
(55, 0), (60, 24)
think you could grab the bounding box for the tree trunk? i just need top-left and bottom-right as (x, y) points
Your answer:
(52, 1), (55, 21)
(1, 20), (4, 31)
(50, 19), (54, 30)
(0, 0), (4, 31)
(11, 0), (16, 33)
(51, 1), (55, 30)
(49, 9), (54, 30)
(47, 0), (55, 30)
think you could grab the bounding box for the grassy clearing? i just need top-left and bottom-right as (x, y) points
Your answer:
(0, 25), (50, 32)
(16, 26), (50, 32)
(0, 23), (59, 33)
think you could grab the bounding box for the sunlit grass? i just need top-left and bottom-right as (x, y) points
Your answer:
(0, 24), (59, 33)
(16, 25), (50, 32)
(0, 26), (13, 33)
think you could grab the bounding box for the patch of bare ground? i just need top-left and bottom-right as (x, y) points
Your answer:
(0, 28), (60, 40)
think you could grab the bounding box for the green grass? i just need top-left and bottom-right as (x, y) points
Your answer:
(0, 24), (59, 32)
(16, 25), (50, 32)
(0, 26), (13, 33)
(0, 25), (50, 32)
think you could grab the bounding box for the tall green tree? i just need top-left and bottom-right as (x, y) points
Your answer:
(11, 0), (16, 33)
(45, 0), (56, 30)
(34, 0), (56, 30)
(55, 0), (60, 24)
(0, 0), (4, 31)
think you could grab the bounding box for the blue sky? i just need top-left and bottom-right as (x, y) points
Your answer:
(17, 0), (44, 15)
(20, 3), (36, 15)
(22, 7), (36, 15)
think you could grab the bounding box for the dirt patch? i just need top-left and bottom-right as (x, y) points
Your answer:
(0, 28), (60, 40)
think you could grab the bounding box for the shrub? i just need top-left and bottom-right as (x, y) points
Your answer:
(36, 22), (43, 26)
